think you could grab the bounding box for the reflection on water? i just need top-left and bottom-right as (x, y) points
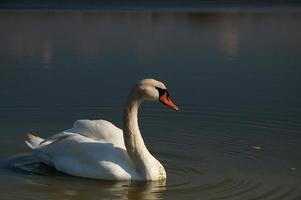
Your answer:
(42, 40), (52, 69)
(1, 11), (301, 70)
(0, 8), (301, 200)
(0, 11), (298, 63)
(6, 154), (166, 200)
(218, 16), (239, 59)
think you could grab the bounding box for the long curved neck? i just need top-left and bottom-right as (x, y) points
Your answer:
(122, 90), (157, 179)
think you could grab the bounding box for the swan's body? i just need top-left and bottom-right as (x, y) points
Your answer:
(25, 79), (178, 181)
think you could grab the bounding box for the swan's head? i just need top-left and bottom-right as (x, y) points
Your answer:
(136, 79), (179, 111)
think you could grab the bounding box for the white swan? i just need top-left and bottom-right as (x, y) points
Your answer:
(25, 79), (178, 181)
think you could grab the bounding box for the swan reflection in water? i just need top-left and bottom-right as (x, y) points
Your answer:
(9, 154), (166, 200)
(53, 178), (167, 200)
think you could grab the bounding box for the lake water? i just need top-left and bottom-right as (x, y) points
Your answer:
(0, 7), (301, 200)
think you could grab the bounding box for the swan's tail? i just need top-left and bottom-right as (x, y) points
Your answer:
(25, 133), (44, 149)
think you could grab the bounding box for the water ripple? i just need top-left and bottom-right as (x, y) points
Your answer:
(2, 104), (301, 199)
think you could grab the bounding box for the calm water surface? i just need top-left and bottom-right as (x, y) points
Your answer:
(0, 8), (301, 200)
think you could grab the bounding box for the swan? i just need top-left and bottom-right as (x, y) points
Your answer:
(25, 79), (178, 181)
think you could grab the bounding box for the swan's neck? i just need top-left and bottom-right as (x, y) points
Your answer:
(122, 92), (162, 180)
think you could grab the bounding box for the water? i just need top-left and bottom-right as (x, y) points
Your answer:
(1, 7), (301, 200)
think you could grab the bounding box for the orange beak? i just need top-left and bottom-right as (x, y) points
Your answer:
(159, 91), (179, 111)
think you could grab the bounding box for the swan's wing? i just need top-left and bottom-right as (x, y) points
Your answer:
(40, 119), (124, 148)
(69, 120), (124, 148)
(25, 119), (141, 180)
(38, 132), (73, 146)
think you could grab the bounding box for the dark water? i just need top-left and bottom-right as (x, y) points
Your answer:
(0, 8), (301, 199)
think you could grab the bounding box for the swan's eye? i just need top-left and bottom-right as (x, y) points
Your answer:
(155, 87), (169, 97)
